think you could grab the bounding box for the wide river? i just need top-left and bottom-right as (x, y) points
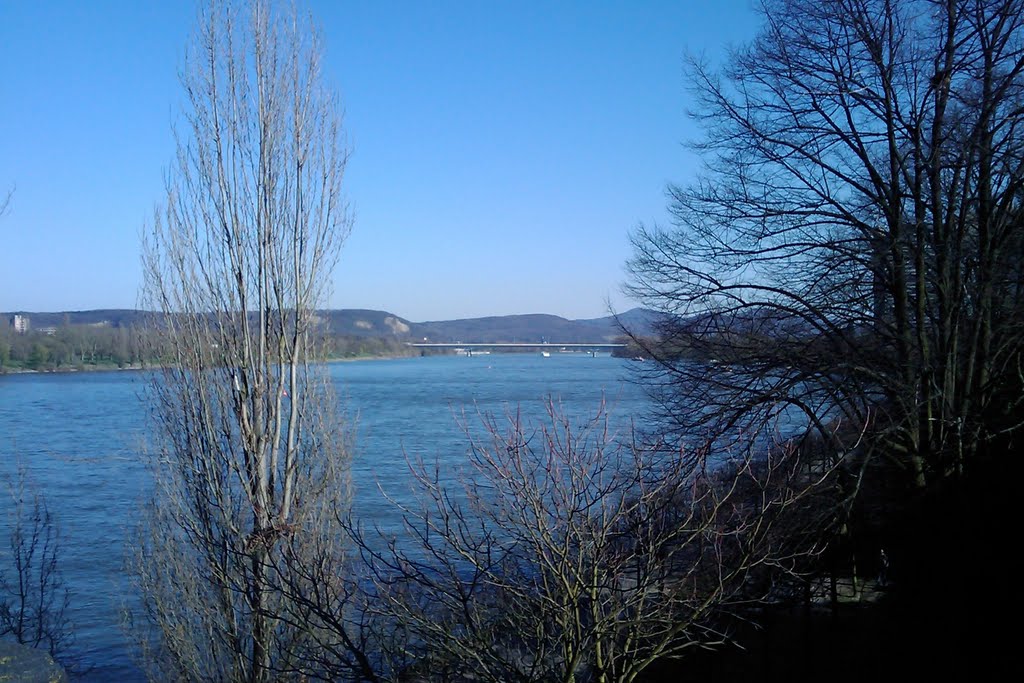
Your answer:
(0, 353), (647, 680)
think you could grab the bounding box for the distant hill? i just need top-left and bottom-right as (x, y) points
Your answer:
(317, 309), (415, 337)
(663, 306), (814, 339)
(3, 307), (659, 342)
(399, 308), (658, 343)
(315, 307), (660, 343)
(577, 308), (663, 338)
(1, 309), (145, 329)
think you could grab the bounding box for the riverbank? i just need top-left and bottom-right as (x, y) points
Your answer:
(0, 642), (67, 683)
(0, 362), (146, 375)
(0, 352), (426, 376)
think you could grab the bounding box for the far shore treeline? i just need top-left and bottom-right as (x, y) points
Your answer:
(0, 307), (657, 372)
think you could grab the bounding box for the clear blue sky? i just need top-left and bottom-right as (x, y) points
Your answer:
(0, 0), (761, 322)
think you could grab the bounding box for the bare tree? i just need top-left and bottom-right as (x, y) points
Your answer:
(0, 465), (72, 661)
(330, 402), (834, 683)
(626, 0), (1024, 490)
(134, 1), (351, 681)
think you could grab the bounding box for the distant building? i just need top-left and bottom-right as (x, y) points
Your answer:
(10, 314), (29, 334)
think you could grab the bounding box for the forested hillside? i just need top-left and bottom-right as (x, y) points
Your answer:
(0, 307), (656, 371)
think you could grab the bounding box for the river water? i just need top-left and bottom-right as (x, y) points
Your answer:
(0, 353), (647, 680)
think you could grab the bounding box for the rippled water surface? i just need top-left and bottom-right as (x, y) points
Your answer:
(0, 354), (646, 680)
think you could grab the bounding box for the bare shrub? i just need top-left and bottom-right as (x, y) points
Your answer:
(0, 465), (72, 661)
(343, 401), (833, 683)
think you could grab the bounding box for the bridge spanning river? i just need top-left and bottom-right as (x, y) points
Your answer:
(408, 342), (626, 350)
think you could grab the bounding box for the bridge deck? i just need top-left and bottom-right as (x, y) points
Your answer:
(408, 342), (626, 349)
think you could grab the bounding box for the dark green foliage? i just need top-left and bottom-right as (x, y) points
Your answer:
(0, 324), (145, 371)
(319, 334), (421, 359)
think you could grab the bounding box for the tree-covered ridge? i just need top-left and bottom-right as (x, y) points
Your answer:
(0, 307), (659, 371)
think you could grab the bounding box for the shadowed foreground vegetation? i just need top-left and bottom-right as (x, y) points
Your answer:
(648, 438), (1021, 682)
(621, 0), (1024, 677)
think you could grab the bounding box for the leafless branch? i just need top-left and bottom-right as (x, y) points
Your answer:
(131, 1), (352, 681)
(342, 401), (836, 682)
(626, 0), (1024, 490)
(0, 464), (73, 663)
